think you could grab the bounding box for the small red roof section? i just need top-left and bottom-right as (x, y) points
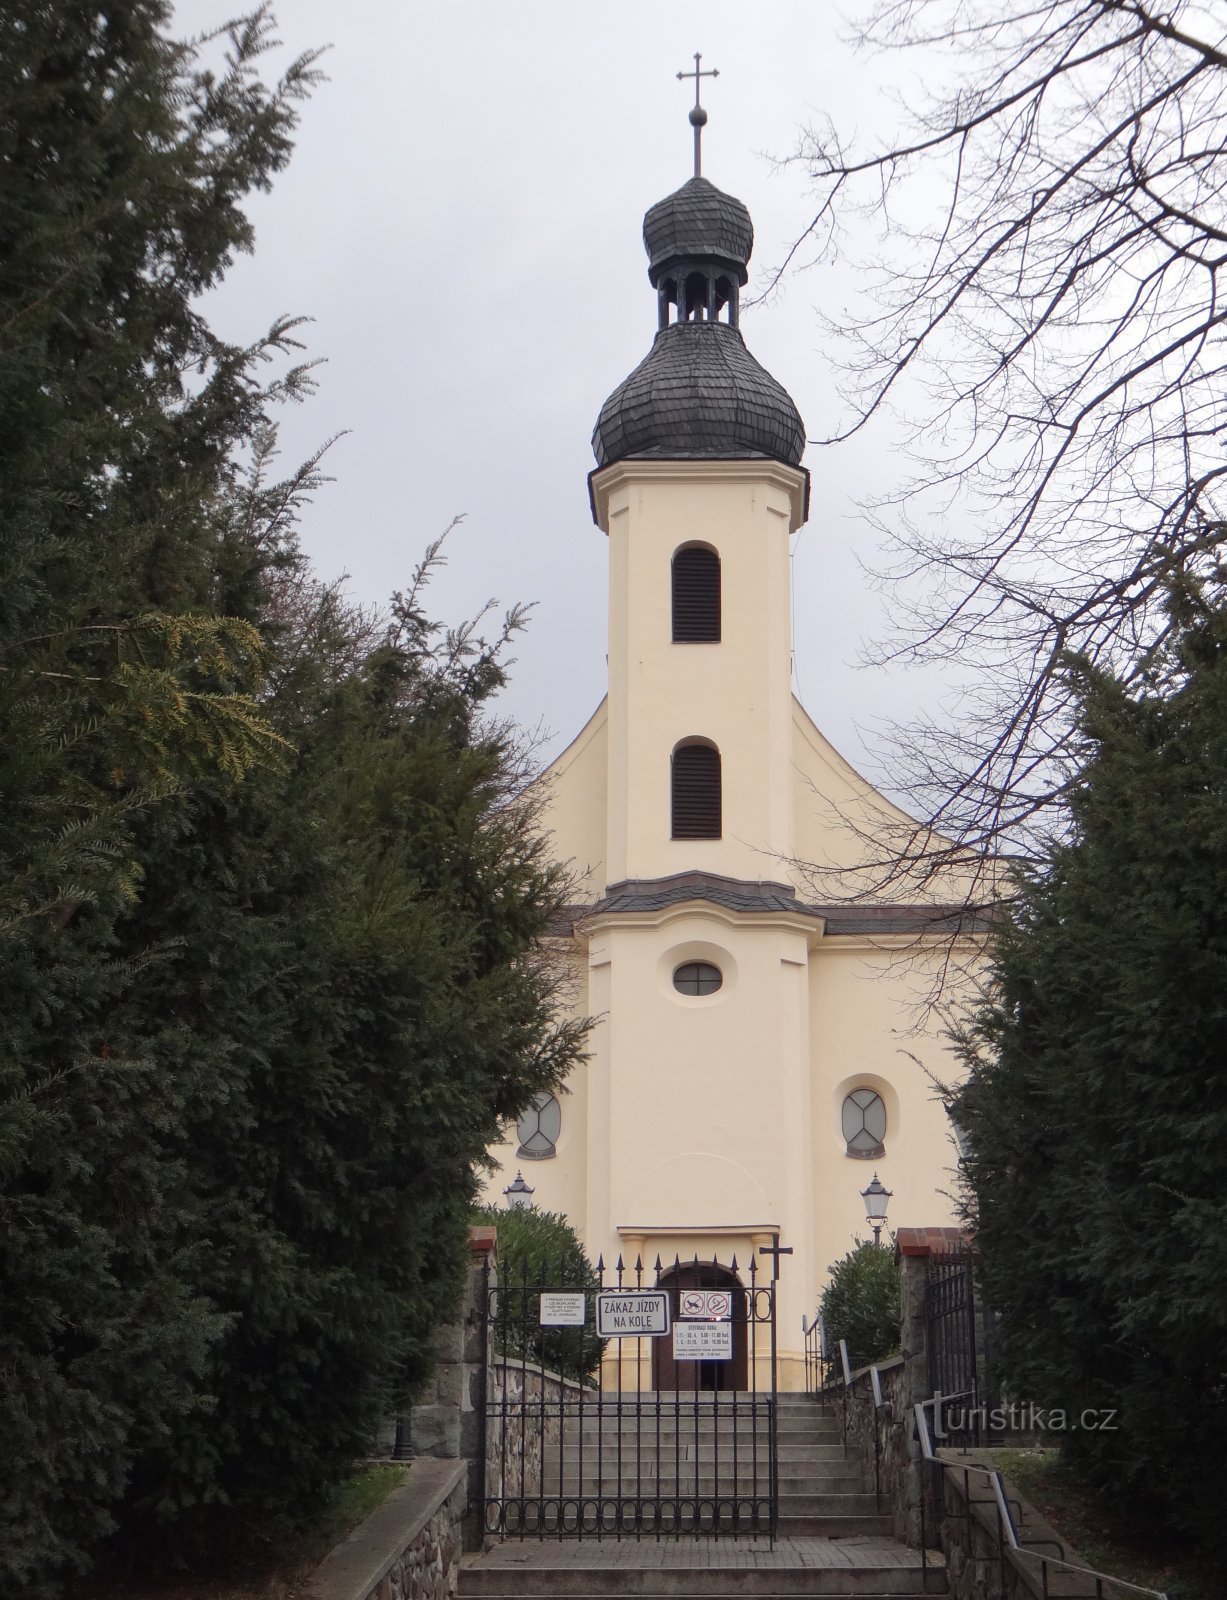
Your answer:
(895, 1226), (972, 1260)
(468, 1225), (498, 1260)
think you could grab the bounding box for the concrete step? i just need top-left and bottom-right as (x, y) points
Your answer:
(460, 1563), (947, 1597)
(777, 1493), (882, 1516)
(552, 1417), (841, 1436)
(560, 1424), (841, 1441)
(538, 1475), (865, 1497)
(547, 1446), (857, 1465)
(777, 1515), (896, 1539)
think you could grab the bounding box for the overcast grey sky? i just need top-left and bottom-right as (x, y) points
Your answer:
(175, 2), (956, 780)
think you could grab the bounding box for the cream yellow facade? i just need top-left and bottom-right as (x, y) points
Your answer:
(483, 454), (977, 1390)
(481, 160), (978, 1389)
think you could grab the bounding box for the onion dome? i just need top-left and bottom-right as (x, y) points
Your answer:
(643, 176), (753, 287)
(593, 323), (805, 466)
(592, 173), (805, 470)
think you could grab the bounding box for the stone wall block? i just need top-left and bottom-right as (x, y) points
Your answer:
(408, 1405), (461, 1459)
(434, 1359), (464, 1409)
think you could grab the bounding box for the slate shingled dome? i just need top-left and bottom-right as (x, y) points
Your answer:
(593, 171), (805, 469)
(643, 176), (753, 285)
(592, 322), (805, 467)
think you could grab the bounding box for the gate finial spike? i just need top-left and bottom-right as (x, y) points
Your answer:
(596, 1253), (605, 1274)
(673, 1253), (681, 1270)
(730, 1252), (739, 1272)
(654, 1253), (663, 1278)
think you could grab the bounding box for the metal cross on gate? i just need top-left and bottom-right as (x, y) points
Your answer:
(758, 1233), (793, 1281)
(676, 51), (719, 177)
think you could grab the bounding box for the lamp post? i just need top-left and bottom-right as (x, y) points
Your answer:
(503, 1170), (535, 1210)
(860, 1171), (893, 1247)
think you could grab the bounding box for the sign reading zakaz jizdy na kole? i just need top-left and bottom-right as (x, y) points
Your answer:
(595, 1290), (670, 1337)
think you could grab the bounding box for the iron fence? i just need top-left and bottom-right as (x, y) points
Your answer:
(483, 1249), (777, 1540)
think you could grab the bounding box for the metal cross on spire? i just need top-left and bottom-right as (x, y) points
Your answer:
(676, 52), (719, 178)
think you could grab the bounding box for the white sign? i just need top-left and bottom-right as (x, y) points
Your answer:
(673, 1321), (733, 1361)
(596, 1290), (671, 1337)
(678, 1289), (732, 1321)
(539, 1292), (587, 1327)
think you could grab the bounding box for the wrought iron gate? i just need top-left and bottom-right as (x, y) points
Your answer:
(482, 1250), (778, 1539)
(925, 1252), (979, 1445)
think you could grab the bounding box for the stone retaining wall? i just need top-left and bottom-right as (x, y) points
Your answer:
(837, 1243), (940, 1550)
(484, 1358), (591, 1519)
(307, 1458), (467, 1600)
(841, 1355), (916, 1544)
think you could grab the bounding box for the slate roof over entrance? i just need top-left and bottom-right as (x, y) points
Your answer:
(548, 871), (993, 937)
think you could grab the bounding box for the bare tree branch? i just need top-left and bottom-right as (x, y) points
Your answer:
(774, 0), (1227, 866)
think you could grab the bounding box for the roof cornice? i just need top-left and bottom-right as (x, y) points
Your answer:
(588, 455), (809, 534)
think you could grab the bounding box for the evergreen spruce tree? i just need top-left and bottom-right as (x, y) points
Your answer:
(114, 542), (585, 1550)
(0, 8), (587, 1591)
(1, 7), (319, 1589)
(951, 579), (1227, 1548)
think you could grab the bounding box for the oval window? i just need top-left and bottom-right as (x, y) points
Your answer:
(673, 960), (723, 996)
(842, 1089), (887, 1159)
(516, 1091), (561, 1160)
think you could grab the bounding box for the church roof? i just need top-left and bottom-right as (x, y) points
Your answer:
(592, 322), (805, 468)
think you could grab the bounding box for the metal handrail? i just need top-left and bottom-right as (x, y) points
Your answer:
(913, 1401), (1171, 1600)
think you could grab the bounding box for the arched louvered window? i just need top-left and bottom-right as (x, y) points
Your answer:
(671, 740), (721, 839)
(672, 545), (721, 642)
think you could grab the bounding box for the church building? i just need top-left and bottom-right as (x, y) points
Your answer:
(484, 109), (977, 1392)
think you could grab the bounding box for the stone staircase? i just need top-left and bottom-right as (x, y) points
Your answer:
(466, 1394), (947, 1597)
(775, 1393), (892, 1539)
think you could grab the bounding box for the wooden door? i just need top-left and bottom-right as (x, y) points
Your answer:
(651, 1262), (748, 1391)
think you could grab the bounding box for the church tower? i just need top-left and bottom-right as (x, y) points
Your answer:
(485, 78), (970, 1391)
(591, 169), (809, 884)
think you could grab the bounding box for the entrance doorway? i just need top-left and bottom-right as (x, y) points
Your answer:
(652, 1260), (748, 1391)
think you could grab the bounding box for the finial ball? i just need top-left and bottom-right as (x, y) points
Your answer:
(689, 106), (708, 128)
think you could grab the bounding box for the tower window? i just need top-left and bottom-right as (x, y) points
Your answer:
(842, 1089), (887, 1160)
(673, 960), (723, 996)
(671, 740), (721, 839)
(672, 545), (721, 642)
(517, 1091), (561, 1160)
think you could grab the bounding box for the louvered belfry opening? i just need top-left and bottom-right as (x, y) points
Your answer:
(672, 544), (721, 642)
(672, 741), (722, 839)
